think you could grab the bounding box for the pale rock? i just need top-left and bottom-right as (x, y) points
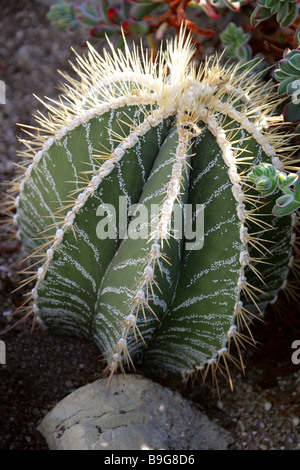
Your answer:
(37, 374), (232, 450)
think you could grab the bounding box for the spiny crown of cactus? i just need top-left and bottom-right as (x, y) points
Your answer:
(3, 29), (300, 387)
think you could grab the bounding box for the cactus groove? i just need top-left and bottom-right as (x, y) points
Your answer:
(3, 30), (299, 385)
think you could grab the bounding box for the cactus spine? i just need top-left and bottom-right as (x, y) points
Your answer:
(3, 30), (299, 385)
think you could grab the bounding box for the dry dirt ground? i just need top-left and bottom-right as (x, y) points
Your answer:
(0, 0), (299, 451)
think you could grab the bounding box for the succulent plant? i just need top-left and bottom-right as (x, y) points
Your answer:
(3, 30), (299, 386)
(274, 48), (300, 133)
(220, 22), (252, 62)
(251, 0), (300, 29)
(220, 22), (268, 76)
(47, 0), (217, 47)
(47, 0), (155, 40)
(248, 163), (300, 215)
(47, 0), (79, 32)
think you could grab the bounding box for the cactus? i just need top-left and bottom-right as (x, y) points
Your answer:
(3, 29), (299, 386)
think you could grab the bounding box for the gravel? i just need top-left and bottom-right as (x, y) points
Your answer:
(0, 0), (299, 451)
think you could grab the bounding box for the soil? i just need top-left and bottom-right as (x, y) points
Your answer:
(0, 0), (299, 451)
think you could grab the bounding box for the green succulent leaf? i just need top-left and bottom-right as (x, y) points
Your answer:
(130, 1), (161, 21)
(249, 164), (300, 215)
(274, 48), (300, 132)
(220, 23), (268, 74)
(283, 101), (300, 123)
(251, 0), (299, 28)
(220, 23), (252, 61)
(272, 198), (300, 215)
(47, 0), (77, 31)
(276, 193), (295, 206)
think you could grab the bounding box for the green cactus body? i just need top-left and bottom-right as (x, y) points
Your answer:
(5, 31), (299, 383)
(251, 0), (299, 28)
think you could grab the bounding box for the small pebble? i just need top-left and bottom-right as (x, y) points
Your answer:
(258, 418), (266, 429)
(264, 401), (272, 412)
(292, 417), (299, 426)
